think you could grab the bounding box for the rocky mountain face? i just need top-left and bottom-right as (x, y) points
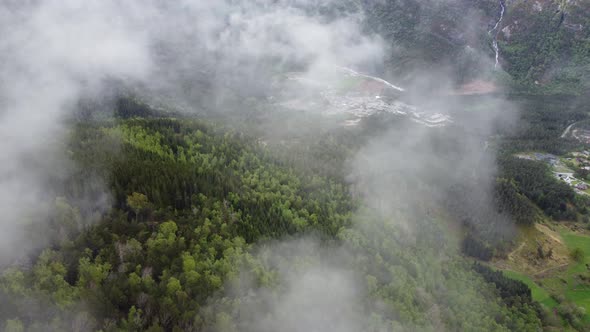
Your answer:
(499, 0), (590, 91)
(362, 0), (590, 93)
(362, 0), (499, 83)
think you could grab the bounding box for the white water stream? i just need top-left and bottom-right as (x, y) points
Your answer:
(488, 1), (505, 69)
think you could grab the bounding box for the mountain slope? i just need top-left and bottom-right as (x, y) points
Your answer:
(361, 0), (590, 93)
(0, 104), (544, 331)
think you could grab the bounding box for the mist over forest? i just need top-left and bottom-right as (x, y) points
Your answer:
(1, 0), (590, 331)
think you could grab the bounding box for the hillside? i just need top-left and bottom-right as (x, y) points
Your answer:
(362, 0), (590, 93)
(2, 1), (590, 331)
(0, 103), (544, 331)
(500, 0), (590, 92)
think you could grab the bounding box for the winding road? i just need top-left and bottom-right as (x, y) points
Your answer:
(561, 122), (578, 138)
(337, 66), (405, 92)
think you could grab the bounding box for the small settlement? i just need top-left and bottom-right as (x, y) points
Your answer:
(516, 152), (590, 194)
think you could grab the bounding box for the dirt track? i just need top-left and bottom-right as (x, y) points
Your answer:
(561, 122), (578, 138)
(535, 223), (563, 244)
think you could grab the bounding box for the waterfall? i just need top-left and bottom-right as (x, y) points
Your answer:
(488, 0), (505, 70)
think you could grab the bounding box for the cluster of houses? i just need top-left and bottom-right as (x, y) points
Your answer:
(556, 173), (588, 191)
(573, 129), (590, 145)
(556, 173), (575, 184)
(517, 152), (590, 193)
(567, 151), (590, 171)
(282, 71), (453, 128)
(556, 173), (589, 190)
(515, 151), (590, 194)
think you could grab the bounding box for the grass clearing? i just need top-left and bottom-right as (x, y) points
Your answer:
(496, 224), (590, 323)
(559, 231), (590, 319)
(503, 270), (558, 307)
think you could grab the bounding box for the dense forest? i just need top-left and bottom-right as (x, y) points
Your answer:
(3, 1), (590, 331)
(493, 93), (590, 223)
(499, 0), (590, 92)
(499, 95), (589, 154)
(0, 100), (552, 331)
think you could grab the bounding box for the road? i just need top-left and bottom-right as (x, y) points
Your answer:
(507, 242), (525, 261)
(336, 66), (405, 92)
(534, 263), (569, 278)
(561, 122), (578, 138)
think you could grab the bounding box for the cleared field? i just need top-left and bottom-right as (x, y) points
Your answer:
(503, 270), (558, 307)
(495, 224), (590, 324)
(561, 232), (590, 317)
